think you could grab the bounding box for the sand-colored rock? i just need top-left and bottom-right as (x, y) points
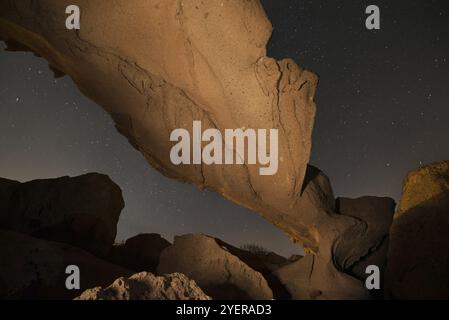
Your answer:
(109, 233), (171, 273)
(0, 229), (132, 299)
(385, 161), (449, 299)
(0, 173), (124, 257)
(76, 271), (210, 300)
(157, 234), (273, 300)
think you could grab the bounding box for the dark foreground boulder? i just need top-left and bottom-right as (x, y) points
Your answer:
(0, 229), (132, 299)
(0, 173), (124, 256)
(385, 161), (449, 299)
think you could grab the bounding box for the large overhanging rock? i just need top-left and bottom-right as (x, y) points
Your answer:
(0, 0), (317, 248)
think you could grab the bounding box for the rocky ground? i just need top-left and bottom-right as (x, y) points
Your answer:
(0, 160), (447, 300)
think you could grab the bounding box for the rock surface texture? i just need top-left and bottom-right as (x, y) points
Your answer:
(76, 272), (211, 300)
(385, 161), (449, 299)
(0, 173), (124, 257)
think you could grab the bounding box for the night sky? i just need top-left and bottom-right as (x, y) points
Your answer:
(0, 1), (448, 257)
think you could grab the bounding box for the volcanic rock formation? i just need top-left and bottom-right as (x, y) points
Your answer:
(1, 0), (437, 300)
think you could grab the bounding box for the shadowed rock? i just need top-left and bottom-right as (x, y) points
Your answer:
(109, 233), (171, 273)
(76, 272), (211, 300)
(0, 229), (132, 300)
(0, 173), (124, 257)
(336, 196), (396, 283)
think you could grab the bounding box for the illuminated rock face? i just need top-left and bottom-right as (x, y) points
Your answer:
(0, 0), (396, 299)
(0, 0), (317, 252)
(158, 234), (274, 300)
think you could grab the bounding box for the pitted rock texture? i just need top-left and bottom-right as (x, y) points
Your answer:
(76, 272), (211, 300)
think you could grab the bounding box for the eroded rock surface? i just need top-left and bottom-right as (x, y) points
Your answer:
(385, 161), (449, 299)
(0, 229), (132, 299)
(157, 234), (273, 300)
(76, 271), (210, 300)
(0, 173), (124, 256)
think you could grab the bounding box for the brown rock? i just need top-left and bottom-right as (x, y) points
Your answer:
(0, 229), (132, 299)
(385, 161), (449, 299)
(0, 173), (124, 256)
(157, 234), (273, 300)
(109, 233), (171, 273)
(76, 272), (210, 300)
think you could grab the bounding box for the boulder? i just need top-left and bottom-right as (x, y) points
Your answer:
(109, 233), (171, 273)
(0, 173), (124, 256)
(0, 229), (132, 299)
(76, 272), (210, 300)
(385, 161), (449, 299)
(157, 234), (273, 300)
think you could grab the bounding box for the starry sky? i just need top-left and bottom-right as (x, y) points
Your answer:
(0, 0), (448, 257)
